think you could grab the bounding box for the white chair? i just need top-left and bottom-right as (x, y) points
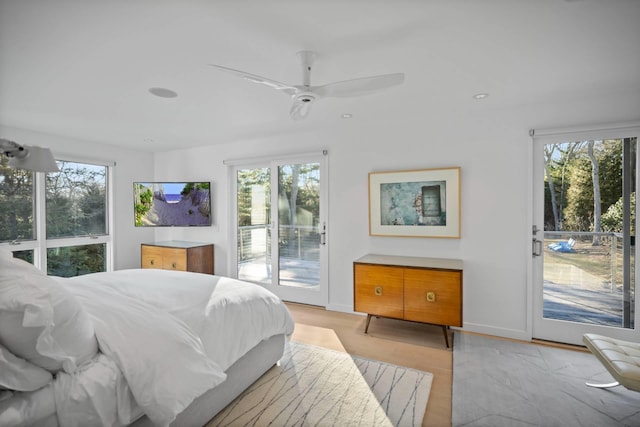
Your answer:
(583, 333), (640, 391)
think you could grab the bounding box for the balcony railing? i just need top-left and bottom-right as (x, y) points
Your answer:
(237, 224), (320, 288)
(237, 224), (319, 262)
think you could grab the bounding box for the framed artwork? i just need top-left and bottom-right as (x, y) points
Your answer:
(369, 167), (461, 238)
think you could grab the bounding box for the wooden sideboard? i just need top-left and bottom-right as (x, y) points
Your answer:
(141, 241), (214, 275)
(354, 254), (463, 347)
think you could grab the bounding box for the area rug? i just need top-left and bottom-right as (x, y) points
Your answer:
(452, 333), (640, 426)
(208, 341), (433, 427)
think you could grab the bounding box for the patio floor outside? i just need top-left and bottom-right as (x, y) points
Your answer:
(239, 242), (635, 329)
(238, 256), (320, 289)
(544, 236), (635, 328)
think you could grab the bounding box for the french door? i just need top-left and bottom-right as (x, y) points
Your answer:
(230, 153), (328, 306)
(532, 126), (640, 345)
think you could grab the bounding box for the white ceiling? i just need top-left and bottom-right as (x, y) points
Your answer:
(1, 0), (638, 152)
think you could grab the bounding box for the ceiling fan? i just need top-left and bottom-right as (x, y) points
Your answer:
(208, 51), (404, 120)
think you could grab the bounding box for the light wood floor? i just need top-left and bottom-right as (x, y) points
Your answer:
(286, 303), (453, 427)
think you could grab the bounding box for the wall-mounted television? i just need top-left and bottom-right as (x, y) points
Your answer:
(133, 182), (211, 227)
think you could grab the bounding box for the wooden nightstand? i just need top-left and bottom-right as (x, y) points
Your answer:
(141, 241), (214, 274)
(354, 254), (463, 347)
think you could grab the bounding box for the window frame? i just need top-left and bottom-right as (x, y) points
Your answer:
(0, 155), (114, 273)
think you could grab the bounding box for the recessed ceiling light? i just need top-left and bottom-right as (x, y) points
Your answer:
(472, 93), (489, 100)
(341, 113), (353, 119)
(148, 87), (178, 98)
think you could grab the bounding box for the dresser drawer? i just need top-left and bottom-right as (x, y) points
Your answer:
(403, 268), (462, 326)
(141, 246), (165, 269)
(354, 264), (403, 319)
(141, 246), (187, 271)
(160, 248), (187, 271)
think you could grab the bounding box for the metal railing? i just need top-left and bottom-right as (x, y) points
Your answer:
(238, 224), (319, 262)
(544, 231), (634, 292)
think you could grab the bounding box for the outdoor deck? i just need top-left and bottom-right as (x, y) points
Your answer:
(239, 246), (635, 329)
(544, 235), (635, 328)
(238, 257), (320, 288)
(543, 280), (631, 326)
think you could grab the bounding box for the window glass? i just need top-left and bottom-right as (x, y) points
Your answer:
(0, 156), (35, 242)
(46, 161), (107, 239)
(47, 244), (106, 277)
(11, 249), (34, 264)
(237, 167), (271, 283)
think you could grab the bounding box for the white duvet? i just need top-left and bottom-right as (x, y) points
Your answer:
(64, 269), (296, 371)
(1, 270), (295, 427)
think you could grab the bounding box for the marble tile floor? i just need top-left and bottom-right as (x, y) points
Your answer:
(452, 333), (640, 427)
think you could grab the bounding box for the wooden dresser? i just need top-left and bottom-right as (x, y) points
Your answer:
(141, 241), (214, 275)
(354, 254), (463, 347)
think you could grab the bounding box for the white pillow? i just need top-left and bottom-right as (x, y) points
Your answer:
(0, 252), (99, 374)
(0, 343), (52, 391)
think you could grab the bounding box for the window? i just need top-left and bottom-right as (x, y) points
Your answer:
(0, 156), (113, 276)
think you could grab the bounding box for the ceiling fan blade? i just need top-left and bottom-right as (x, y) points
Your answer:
(312, 73), (404, 98)
(290, 98), (312, 120)
(208, 64), (297, 95)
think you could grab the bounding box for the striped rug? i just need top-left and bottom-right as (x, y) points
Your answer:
(208, 341), (433, 427)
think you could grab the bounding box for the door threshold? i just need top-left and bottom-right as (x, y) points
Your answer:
(532, 338), (589, 352)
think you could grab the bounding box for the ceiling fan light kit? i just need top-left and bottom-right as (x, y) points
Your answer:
(208, 51), (404, 120)
(0, 138), (60, 172)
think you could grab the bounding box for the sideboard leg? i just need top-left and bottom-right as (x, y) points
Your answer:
(364, 314), (372, 333)
(442, 325), (450, 348)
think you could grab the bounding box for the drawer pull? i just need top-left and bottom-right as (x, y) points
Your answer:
(374, 286), (383, 296)
(171, 262), (177, 269)
(426, 291), (436, 302)
(150, 259), (155, 266)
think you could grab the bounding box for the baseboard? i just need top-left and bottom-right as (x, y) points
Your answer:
(459, 322), (531, 342)
(321, 308), (532, 342)
(325, 303), (357, 314)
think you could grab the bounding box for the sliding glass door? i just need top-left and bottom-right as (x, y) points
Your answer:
(232, 153), (327, 306)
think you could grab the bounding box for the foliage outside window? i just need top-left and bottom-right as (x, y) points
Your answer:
(278, 164), (320, 261)
(544, 138), (637, 234)
(46, 161), (107, 238)
(237, 168), (271, 227)
(0, 156), (35, 242)
(0, 158), (111, 276)
(47, 244), (106, 276)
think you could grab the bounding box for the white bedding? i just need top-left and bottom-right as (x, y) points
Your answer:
(1, 268), (295, 427)
(64, 269), (295, 371)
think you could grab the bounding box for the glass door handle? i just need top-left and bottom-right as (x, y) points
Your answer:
(532, 225), (542, 256)
(320, 222), (326, 245)
(532, 239), (542, 256)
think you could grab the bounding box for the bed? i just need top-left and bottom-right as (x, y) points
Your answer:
(0, 249), (295, 427)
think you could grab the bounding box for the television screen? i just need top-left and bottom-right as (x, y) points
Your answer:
(134, 182), (211, 227)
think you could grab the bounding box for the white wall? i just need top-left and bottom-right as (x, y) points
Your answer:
(5, 85), (637, 341)
(0, 126), (155, 270)
(152, 88), (640, 341)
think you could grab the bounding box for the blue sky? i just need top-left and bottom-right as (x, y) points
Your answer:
(139, 182), (186, 195)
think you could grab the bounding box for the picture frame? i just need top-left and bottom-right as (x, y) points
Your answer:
(369, 167), (461, 238)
